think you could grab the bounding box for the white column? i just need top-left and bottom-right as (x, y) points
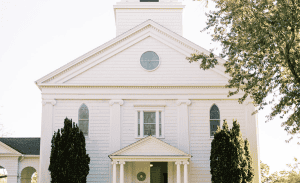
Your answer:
(176, 100), (191, 153)
(111, 161), (118, 183)
(39, 99), (56, 183)
(245, 99), (261, 183)
(183, 161), (189, 183)
(120, 161), (125, 183)
(109, 100), (123, 153)
(175, 161), (181, 183)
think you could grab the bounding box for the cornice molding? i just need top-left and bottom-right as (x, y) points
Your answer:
(176, 100), (191, 106)
(110, 157), (190, 162)
(42, 100), (57, 106)
(39, 84), (226, 89)
(109, 100), (124, 106)
(133, 103), (166, 107)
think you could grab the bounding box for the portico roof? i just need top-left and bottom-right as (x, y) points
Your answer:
(109, 136), (191, 161)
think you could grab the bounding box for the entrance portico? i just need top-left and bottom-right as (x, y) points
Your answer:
(109, 136), (191, 183)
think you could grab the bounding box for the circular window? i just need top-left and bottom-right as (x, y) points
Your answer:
(140, 51), (160, 71)
(137, 172), (146, 181)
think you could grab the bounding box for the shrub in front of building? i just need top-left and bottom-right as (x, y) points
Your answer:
(49, 117), (90, 183)
(210, 120), (254, 183)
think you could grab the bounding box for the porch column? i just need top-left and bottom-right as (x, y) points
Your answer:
(175, 161), (181, 183)
(120, 161), (125, 183)
(111, 161), (118, 183)
(183, 161), (189, 183)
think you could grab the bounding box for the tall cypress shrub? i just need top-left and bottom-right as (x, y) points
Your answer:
(230, 120), (246, 183)
(210, 120), (232, 182)
(210, 119), (254, 183)
(49, 117), (90, 183)
(244, 139), (254, 182)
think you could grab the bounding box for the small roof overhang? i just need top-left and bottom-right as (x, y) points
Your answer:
(109, 136), (191, 162)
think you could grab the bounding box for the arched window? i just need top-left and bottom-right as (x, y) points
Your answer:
(78, 104), (89, 136)
(210, 104), (220, 137)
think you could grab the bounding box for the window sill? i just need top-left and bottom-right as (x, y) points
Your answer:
(135, 136), (165, 139)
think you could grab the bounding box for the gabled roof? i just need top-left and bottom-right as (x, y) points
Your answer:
(0, 138), (40, 155)
(35, 19), (229, 88)
(109, 136), (190, 157)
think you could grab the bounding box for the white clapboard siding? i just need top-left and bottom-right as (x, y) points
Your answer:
(189, 99), (246, 182)
(0, 157), (18, 182)
(19, 157), (40, 175)
(116, 9), (183, 36)
(53, 99), (111, 183)
(66, 37), (228, 86)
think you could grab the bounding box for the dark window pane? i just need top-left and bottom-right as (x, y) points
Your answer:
(140, 0), (159, 2)
(140, 51), (159, 70)
(159, 112), (162, 137)
(79, 120), (89, 135)
(144, 124), (156, 136)
(210, 104), (220, 119)
(210, 120), (220, 136)
(79, 104), (89, 120)
(159, 124), (162, 137)
(78, 104), (89, 136)
(138, 112), (140, 136)
(144, 112), (156, 124)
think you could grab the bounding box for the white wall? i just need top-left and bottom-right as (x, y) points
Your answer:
(115, 9), (183, 36)
(53, 99), (111, 182)
(66, 37), (228, 86)
(19, 157), (39, 176)
(46, 96), (259, 183)
(0, 156), (18, 183)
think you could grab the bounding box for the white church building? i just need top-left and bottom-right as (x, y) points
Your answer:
(0, 0), (261, 182)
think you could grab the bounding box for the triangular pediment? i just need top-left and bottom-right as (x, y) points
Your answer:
(110, 136), (189, 156)
(0, 141), (22, 155)
(36, 19), (229, 88)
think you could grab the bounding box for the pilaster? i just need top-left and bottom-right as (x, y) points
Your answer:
(245, 100), (261, 183)
(110, 100), (124, 153)
(39, 99), (56, 183)
(176, 100), (191, 153)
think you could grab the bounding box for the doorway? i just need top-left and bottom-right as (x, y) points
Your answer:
(150, 162), (168, 183)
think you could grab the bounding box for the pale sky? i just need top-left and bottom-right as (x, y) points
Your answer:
(0, 0), (299, 175)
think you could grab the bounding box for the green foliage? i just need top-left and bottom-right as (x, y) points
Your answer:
(261, 158), (300, 183)
(210, 121), (232, 182)
(210, 120), (254, 183)
(187, 0), (300, 138)
(261, 160), (270, 183)
(31, 172), (37, 183)
(49, 117), (90, 183)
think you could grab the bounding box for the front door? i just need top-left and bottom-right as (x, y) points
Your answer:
(150, 162), (168, 183)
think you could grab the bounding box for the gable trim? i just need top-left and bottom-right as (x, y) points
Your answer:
(109, 136), (190, 157)
(0, 141), (22, 155)
(36, 19), (229, 86)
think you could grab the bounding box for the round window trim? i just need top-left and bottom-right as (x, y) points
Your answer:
(137, 172), (146, 181)
(140, 51), (160, 71)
